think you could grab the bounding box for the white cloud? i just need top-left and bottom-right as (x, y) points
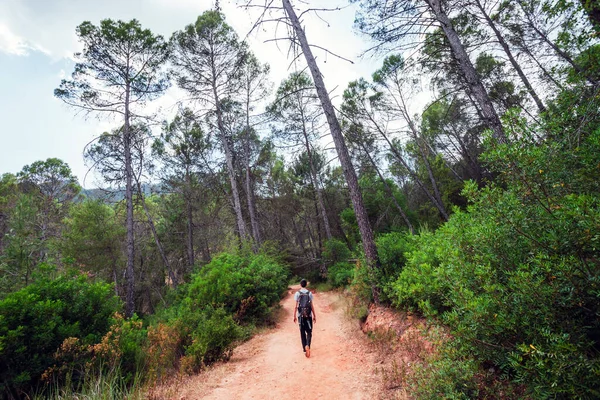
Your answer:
(0, 23), (49, 56)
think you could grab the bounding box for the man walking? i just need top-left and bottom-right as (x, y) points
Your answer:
(293, 279), (316, 357)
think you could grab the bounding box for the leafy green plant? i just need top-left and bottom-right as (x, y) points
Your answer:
(185, 252), (289, 323)
(181, 307), (242, 372)
(0, 274), (120, 396)
(388, 105), (600, 397)
(328, 262), (355, 288)
(322, 238), (351, 265)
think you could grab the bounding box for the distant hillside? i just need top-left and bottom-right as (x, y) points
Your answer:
(79, 183), (161, 203)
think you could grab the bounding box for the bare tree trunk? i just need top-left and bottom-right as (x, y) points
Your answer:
(426, 0), (507, 143)
(185, 169), (195, 267)
(245, 160), (261, 244)
(211, 76), (247, 239)
(474, 0), (546, 112)
(135, 178), (178, 288)
(243, 115), (261, 246)
(244, 77), (262, 246)
(283, 0), (380, 302)
(113, 267), (119, 297)
(124, 82), (135, 318)
(300, 113), (332, 240)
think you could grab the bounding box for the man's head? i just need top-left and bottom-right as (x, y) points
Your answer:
(300, 279), (307, 288)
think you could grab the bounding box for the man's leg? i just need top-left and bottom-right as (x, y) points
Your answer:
(299, 318), (307, 351)
(301, 318), (312, 357)
(305, 318), (312, 349)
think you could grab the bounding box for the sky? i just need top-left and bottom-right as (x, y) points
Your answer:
(0, 0), (384, 188)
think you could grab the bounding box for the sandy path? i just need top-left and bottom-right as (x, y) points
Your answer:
(173, 286), (380, 400)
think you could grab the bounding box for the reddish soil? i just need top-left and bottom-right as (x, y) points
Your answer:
(159, 286), (384, 400)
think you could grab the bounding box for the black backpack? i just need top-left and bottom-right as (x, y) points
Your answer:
(297, 290), (312, 318)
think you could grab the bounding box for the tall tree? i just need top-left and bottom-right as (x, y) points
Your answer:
(269, 72), (333, 242)
(281, 0), (381, 301)
(61, 199), (125, 295)
(239, 53), (270, 245)
(154, 108), (212, 269)
(55, 19), (169, 317)
(17, 158), (80, 259)
(343, 121), (415, 234)
(372, 56), (449, 219)
(469, 0), (546, 112)
(342, 78), (449, 221)
(171, 11), (249, 240)
(354, 0), (508, 143)
(85, 123), (178, 289)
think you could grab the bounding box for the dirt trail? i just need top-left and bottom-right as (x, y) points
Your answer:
(172, 286), (381, 400)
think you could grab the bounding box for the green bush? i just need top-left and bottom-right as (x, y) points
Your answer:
(390, 231), (448, 315)
(148, 250), (289, 375)
(322, 238), (351, 265)
(0, 274), (120, 396)
(389, 110), (600, 397)
(183, 307), (242, 371)
(328, 262), (354, 287)
(185, 252), (289, 324)
(375, 232), (415, 302)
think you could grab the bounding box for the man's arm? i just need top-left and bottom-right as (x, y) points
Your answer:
(293, 300), (298, 323)
(311, 301), (316, 323)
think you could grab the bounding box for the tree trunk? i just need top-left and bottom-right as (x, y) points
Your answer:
(245, 160), (261, 245)
(474, 0), (546, 112)
(244, 106), (261, 246)
(426, 0), (508, 143)
(211, 72), (247, 239)
(216, 108), (247, 239)
(282, 0), (380, 303)
(299, 110), (332, 241)
(185, 169), (195, 267)
(123, 82), (135, 318)
(135, 178), (178, 288)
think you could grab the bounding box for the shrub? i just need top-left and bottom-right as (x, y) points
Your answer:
(322, 238), (351, 265)
(390, 231), (447, 315)
(181, 307), (242, 373)
(185, 252), (289, 324)
(389, 114), (600, 397)
(375, 232), (415, 302)
(328, 262), (355, 288)
(0, 274), (120, 396)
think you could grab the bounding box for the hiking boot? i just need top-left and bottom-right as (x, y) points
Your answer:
(305, 345), (310, 358)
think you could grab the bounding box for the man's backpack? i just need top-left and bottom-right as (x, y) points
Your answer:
(297, 291), (312, 318)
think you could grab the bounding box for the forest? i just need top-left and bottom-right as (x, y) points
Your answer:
(1, 0), (599, 398)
